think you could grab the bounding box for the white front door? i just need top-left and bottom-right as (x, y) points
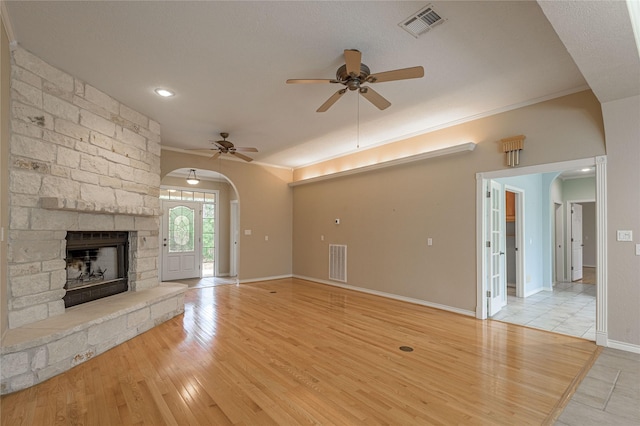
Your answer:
(571, 203), (583, 281)
(162, 201), (201, 281)
(488, 181), (506, 316)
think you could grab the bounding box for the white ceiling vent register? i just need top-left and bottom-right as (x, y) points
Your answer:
(399, 4), (446, 38)
(329, 244), (347, 283)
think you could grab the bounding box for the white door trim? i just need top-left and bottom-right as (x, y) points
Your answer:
(230, 200), (239, 278)
(476, 156), (608, 346)
(554, 202), (564, 284)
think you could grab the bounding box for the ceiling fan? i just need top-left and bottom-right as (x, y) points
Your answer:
(287, 49), (424, 112)
(190, 133), (258, 162)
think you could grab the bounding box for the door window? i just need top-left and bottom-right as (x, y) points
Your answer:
(169, 206), (195, 253)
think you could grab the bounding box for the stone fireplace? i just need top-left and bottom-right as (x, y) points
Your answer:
(1, 47), (186, 394)
(5, 45), (166, 328)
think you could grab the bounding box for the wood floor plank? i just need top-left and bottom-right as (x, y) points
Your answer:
(1, 278), (598, 425)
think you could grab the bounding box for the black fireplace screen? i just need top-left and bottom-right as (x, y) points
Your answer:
(64, 231), (129, 307)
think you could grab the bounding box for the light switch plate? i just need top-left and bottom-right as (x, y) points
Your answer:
(636, 244), (640, 256)
(617, 230), (633, 241)
(244, 229), (252, 236)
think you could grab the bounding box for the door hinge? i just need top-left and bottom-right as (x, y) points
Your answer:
(486, 190), (491, 198)
(486, 290), (491, 297)
(486, 241), (491, 248)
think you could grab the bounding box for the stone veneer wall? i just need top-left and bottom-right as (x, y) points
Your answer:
(7, 46), (162, 329)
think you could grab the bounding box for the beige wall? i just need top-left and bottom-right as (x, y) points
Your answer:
(603, 95), (640, 346)
(161, 152), (293, 280)
(1, 18), (10, 337)
(160, 176), (235, 275)
(293, 90), (606, 313)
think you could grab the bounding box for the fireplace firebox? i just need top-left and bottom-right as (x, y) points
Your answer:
(64, 231), (129, 308)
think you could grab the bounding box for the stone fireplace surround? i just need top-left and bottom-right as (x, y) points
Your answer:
(1, 47), (186, 394)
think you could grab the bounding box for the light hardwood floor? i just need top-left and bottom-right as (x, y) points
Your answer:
(1, 278), (599, 425)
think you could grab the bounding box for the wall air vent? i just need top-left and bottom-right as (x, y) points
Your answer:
(329, 244), (347, 283)
(399, 4), (446, 38)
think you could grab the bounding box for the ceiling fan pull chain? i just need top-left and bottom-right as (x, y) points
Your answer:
(357, 94), (360, 149)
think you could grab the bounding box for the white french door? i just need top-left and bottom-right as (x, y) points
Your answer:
(488, 181), (506, 316)
(162, 201), (202, 281)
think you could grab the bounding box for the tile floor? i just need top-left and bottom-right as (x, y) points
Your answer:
(556, 348), (640, 425)
(490, 280), (596, 340)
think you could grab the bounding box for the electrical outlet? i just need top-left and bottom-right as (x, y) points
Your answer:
(427, 238), (433, 246)
(636, 244), (640, 256)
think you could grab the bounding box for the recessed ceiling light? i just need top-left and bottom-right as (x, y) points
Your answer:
(154, 88), (175, 97)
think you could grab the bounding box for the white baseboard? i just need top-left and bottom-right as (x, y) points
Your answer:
(239, 274), (293, 284)
(293, 275), (475, 317)
(596, 331), (608, 347)
(607, 339), (640, 354)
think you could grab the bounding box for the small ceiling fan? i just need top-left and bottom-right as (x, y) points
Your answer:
(190, 133), (258, 162)
(287, 49), (424, 112)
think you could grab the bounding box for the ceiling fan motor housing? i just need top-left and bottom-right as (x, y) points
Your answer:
(336, 63), (371, 90)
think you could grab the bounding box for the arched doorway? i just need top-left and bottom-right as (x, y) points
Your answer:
(160, 168), (239, 281)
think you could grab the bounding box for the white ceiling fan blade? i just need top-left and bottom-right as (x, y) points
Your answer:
(286, 79), (336, 84)
(316, 89), (347, 112)
(231, 152), (253, 162)
(210, 152), (221, 160)
(234, 147), (259, 152)
(359, 86), (391, 110)
(344, 49), (362, 77)
(368, 66), (424, 83)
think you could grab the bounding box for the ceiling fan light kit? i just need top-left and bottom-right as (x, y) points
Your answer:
(287, 49), (424, 112)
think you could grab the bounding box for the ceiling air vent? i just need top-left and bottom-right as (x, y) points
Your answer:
(399, 4), (446, 38)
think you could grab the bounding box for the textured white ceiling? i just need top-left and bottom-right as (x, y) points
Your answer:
(4, 1), (638, 169)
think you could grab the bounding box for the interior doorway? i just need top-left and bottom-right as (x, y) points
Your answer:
(504, 186), (524, 299)
(476, 157), (606, 344)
